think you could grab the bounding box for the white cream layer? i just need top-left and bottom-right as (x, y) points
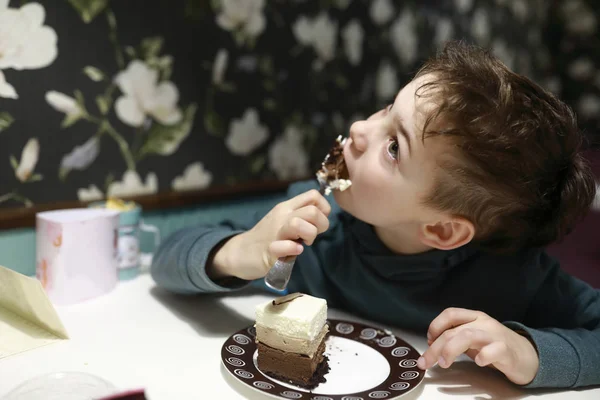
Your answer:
(255, 294), (327, 341)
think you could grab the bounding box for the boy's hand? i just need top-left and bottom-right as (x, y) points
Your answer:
(212, 189), (331, 281)
(418, 308), (539, 386)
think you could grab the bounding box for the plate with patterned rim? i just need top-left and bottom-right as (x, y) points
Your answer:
(221, 319), (425, 399)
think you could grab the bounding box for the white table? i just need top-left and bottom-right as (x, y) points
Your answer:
(0, 274), (598, 399)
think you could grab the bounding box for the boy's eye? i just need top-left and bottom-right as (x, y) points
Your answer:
(387, 137), (399, 160)
(387, 103), (394, 112)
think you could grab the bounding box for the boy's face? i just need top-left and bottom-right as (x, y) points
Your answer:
(334, 74), (448, 230)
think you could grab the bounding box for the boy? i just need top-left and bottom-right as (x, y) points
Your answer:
(150, 42), (599, 389)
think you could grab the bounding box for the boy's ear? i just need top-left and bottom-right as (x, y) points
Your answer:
(418, 217), (475, 251)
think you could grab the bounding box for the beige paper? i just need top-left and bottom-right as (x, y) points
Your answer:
(0, 265), (68, 359)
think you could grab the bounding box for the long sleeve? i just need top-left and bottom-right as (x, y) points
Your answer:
(504, 251), (600, 389)
(150, 192), (287, 295)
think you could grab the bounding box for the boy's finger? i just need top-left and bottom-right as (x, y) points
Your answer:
(474, 341), (509, 368)
(268, 240), (304, 263)
(427, 307), (480, 343)
(419, 327), (457, 370)
(437, 329), (491, 369)
(286, 189), (331, 216)
(279, 217), (319, 245)
(291, 205), (330, 234)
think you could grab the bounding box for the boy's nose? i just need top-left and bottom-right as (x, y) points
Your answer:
(349, 120), (369, 152)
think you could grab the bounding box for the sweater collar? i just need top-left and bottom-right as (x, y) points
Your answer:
(345, 214), (479, 281)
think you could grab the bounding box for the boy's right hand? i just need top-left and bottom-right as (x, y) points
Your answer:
(210, 189), (331, 281)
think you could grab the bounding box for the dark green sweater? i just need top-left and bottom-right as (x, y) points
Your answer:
(150, 180), (600, 389)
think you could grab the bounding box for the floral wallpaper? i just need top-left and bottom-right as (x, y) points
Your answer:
(0, 0), (597, 210)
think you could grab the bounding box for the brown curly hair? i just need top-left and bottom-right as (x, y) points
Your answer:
(415, 41), (597, 253)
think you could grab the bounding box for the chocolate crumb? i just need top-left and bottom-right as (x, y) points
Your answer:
(272, 292), (304, 306)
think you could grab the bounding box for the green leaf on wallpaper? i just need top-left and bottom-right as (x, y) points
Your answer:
(61, 113), (82, 129)
(106, 8), (117, 30)
(125, 46), (137, 59)
(250, 156), (266, 174)
(0, 112), (14, 132)
(95, 95), (111, 115)
(74, 90), (86, 108)
(104, 172), (115, 193)
(58, 167), (69, 182)
(68, 0), (109, 23)
(204, 110), (225, 137)
(139, 104), (198, 157)
(83, 66), (105, 82)
(9, 155), (18, 171)
(140, 37), (164, 61)
(148, 55), (173, 81)
(28, 173), (43, 183)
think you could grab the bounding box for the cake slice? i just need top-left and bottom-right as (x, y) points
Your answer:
(316, 135), (352, 195)
(255, 293), (330, 389)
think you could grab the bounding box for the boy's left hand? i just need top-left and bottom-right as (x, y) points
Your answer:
(418, 308), (539, 386)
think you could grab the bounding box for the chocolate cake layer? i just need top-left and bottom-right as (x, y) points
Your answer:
(257, 338), (328, 387)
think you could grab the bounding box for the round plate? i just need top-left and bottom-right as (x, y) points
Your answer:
(221, 319), (425, 399)
(2, 371), (116, 400)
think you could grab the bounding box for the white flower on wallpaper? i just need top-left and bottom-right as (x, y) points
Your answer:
(269, 126), (309, 180)
(376, 60), (398, 101)
(107, 170), (158, 198)
(0, 1), (58, 99)
(172, 162), (213, 192)
(77, 185), (104, 202)
(212, 49), (229, 85)
(114, 60), (182, 127)
(45, 91), (84, 118)
(15, 138), (40, 182)
(216, 0), (266, 39)
(342, 20), (364, 66)
(0, 71), (16, 98)
(370, 0), (394, 26)
(60, 136), (100, 172)
(390, 10), (417, 66)
(293, 12), (338, 63)
(225, 108), (268, 156)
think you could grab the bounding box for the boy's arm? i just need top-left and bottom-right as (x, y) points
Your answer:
(149, 194), (287, 295)
(150, 180), (324, 295)
(504, 251), (600, 389)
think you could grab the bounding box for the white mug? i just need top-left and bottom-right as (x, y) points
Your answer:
(36, 208), (120, 305)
